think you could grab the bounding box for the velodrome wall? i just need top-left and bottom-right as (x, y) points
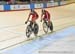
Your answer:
(0, 1), (72, 11)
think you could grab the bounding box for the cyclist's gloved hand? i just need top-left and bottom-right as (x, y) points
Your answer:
(25, 21), (27, 24)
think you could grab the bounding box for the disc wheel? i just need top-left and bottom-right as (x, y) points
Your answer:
(34, 23), (39, 36)
(50, 21), (53, 32)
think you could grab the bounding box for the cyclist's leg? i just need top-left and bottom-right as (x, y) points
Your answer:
(43, 18), (47, 25)
(30, 17), (36, 28)
(32, 17), (36, 25)
(48, 17), (51, 27)
(33, 18), (39, 36)
(29, 21), (33, 29)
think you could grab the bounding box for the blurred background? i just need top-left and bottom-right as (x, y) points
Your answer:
(0, 0), (75, 5)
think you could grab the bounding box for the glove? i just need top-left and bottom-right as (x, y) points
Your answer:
(25, 21), (27, 24)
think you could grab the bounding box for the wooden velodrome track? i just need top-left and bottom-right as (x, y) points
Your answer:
(0, 3), (75, 52)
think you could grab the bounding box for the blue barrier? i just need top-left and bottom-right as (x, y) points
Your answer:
(43, 3), (47, 8)
(30, 3), (34, 9)
(4, 5), (10, 11)
(0, 1), (66, 11)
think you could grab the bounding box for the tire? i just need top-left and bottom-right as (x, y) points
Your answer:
(26, 25), (32, 38)
(50, 21), (53, 32)
(34, 23), (39, 36)
(43, 21), (48, 33)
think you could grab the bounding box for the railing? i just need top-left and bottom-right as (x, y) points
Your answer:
(0, 0), (75, 11)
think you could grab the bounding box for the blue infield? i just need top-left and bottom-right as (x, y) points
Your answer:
(1, 26), (75, 54)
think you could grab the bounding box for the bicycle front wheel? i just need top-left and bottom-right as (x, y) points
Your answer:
(26, 25), (32, 38)
(43, 22), (48, 33)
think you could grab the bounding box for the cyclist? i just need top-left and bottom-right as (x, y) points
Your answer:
(25, 9), (39, 28)
(41, 9), (51, 27)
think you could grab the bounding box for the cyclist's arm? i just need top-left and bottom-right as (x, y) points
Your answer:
(26, 13), (31, 22)
(41, 13), (44, 20)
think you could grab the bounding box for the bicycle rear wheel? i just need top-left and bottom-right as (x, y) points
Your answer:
(34, 23), (39, 36)
(50, 21), (53, 32)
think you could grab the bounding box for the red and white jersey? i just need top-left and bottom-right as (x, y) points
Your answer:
(42, 10), (51, 20)
(29, 11), (38, 21)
